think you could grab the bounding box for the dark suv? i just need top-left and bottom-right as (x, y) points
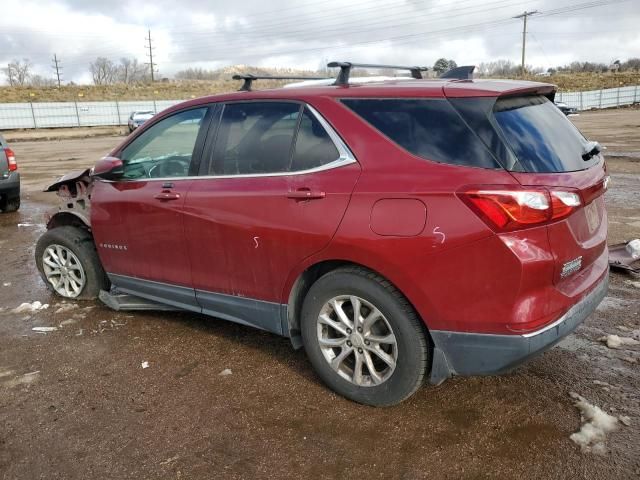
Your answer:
(36, 63), (608, 406)
(0, 134), (20, 213)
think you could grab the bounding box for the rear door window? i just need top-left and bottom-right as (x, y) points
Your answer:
(291, 107), (340, 171)
(210, 102), (300, 175)
(341, 98), (500, 169)
(492, 95), (598, 173)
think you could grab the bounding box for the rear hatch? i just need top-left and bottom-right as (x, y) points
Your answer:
(491, 95), (607, 288)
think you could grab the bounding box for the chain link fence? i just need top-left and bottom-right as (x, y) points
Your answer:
(0, 85), (638, 130)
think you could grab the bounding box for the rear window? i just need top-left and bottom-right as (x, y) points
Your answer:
(341, 98), (500, 169)
(493, 95), (598, 173)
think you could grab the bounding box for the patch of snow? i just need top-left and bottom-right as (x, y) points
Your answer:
(2, 282), (11, 287)
(625, 239), (640, 259)
(569, 392), (619, 455)
(59, 318), (78, 327)
(141, 361), (149, 369)
(0, 368), (15, 378)
(619, 416), (631, 427)
(12, 301), (49, 313)
(17, 223), (36, 227)
(598, 334), (640, 349)
(54, 304), (78, 314)
(32, 326), (57, 333)
(219, 368), (232, 376)
(3, 371), (40, 388)
(626, 280), (640, 289)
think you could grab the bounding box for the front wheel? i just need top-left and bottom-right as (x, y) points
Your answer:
(301, 266), (430, 406)
(35, 226), (110, 300)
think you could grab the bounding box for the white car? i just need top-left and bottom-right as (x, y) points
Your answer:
(127, 111), (155, 133)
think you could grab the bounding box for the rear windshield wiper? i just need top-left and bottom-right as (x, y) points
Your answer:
(582, 141), (602, 161)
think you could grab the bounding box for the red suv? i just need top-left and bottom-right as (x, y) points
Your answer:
(36, 63), (609, 406)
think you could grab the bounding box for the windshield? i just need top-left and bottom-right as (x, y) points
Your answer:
(493, 95), (599, 173)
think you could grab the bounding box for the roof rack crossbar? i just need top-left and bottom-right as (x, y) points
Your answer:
(232, 74), (330, 91)
(327, 62), (429, 86)
(439, 65), (476, 80)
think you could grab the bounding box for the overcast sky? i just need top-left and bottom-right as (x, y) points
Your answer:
(1, 0), (639, 84)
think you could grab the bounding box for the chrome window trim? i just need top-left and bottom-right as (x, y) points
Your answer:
(108, 103), (357, 183)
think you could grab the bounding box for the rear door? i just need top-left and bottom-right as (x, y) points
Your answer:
(91, 106), (210, 308)
(183, 101), (360, 330)
(491, 95), (608, 287)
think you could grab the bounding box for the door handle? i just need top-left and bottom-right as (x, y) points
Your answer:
(154, 191), (181, 201)
(287, 189), (326, 200)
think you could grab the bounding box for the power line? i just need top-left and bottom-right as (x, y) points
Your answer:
(513, 10), (539, 75)
(51, 53), (63, 87)
(145, 29), (157, 82)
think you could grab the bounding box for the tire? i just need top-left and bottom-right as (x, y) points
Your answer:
(301, 266), (430, 406)
(1, 196), (20, 213)
(35, 226), (110, 300)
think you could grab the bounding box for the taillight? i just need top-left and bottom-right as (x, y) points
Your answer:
(458, 186), (581, 232)
(4, 148), (17, 171)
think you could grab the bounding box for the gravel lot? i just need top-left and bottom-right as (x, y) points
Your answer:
(1, 109), (639, 479)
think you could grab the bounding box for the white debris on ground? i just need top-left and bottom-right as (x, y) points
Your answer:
(626, 280), (640, 289)
(598, 334), (640, 349)
(619, 416), (632, 427)
(32, 326), (58, 333)
(3, 371), (40, 388)
(12, 301), (49, 313)
(2, 282), (11, 287)
(625, 239), (640, 259)
(219, 369), (232, 376)
(17, 223), (36, 227)
(569, 392), (619, 455)
(141, 361), (149, 369)
(54, 303), (78, 314)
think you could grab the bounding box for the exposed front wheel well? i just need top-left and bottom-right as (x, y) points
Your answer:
(286, 260), (431, 350)
(47, 211), (90, 232)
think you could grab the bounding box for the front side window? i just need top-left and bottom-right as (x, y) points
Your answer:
(120, 107), (207, 179)
(342, 98), (500, 169)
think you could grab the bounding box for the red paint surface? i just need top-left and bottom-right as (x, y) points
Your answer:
(91, 78), (608, 336)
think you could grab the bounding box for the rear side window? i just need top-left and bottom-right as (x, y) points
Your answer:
(493, 96), (597, 173)
(341, 98), (500, 169)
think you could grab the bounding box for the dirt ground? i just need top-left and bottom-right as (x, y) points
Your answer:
(0, 109), (639, 479)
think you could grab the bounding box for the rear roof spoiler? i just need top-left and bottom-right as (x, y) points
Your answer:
(440, 65), (476, 80)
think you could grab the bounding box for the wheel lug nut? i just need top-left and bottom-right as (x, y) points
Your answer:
(347, 341), (352, 347)
(358, 348), (363, 354)
(347, 328), (352, 334)
(365, 340), (370, 345)
(357, 327), (363, 333)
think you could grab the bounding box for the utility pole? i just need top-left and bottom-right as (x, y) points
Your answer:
(513, 10), (538, 76)
(145, 29), (157, 82)
(52, 54), (62, 87)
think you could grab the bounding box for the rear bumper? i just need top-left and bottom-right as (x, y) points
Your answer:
(429, 270), (608, 384)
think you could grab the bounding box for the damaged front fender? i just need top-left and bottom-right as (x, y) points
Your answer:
(44, 168), (94, 229)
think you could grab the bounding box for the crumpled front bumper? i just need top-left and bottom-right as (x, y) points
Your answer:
(429, 271), (609, 384)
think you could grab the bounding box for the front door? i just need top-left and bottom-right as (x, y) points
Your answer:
(92, 106), (210, 309)
(183, 102), (360, 332)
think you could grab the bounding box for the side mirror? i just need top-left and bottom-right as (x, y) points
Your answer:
(92, 156), (124, 180)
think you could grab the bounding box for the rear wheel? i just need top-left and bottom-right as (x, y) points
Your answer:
(301, 266), (430, 406)
(35, 226), (110, 300)
(0, 196), (19, 213)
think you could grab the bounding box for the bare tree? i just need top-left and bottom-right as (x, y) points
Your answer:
(29, 74), (56, 87)
(117, 58), (148, 83)
(90, 57), (117, 85)
(3, 59), (32, 86)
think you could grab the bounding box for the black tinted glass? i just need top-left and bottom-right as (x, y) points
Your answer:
(342, 98), (500, 169)
(291, 108), (340, 171)
(211, 102), (300, 175)
(493, 96), (598, 173)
